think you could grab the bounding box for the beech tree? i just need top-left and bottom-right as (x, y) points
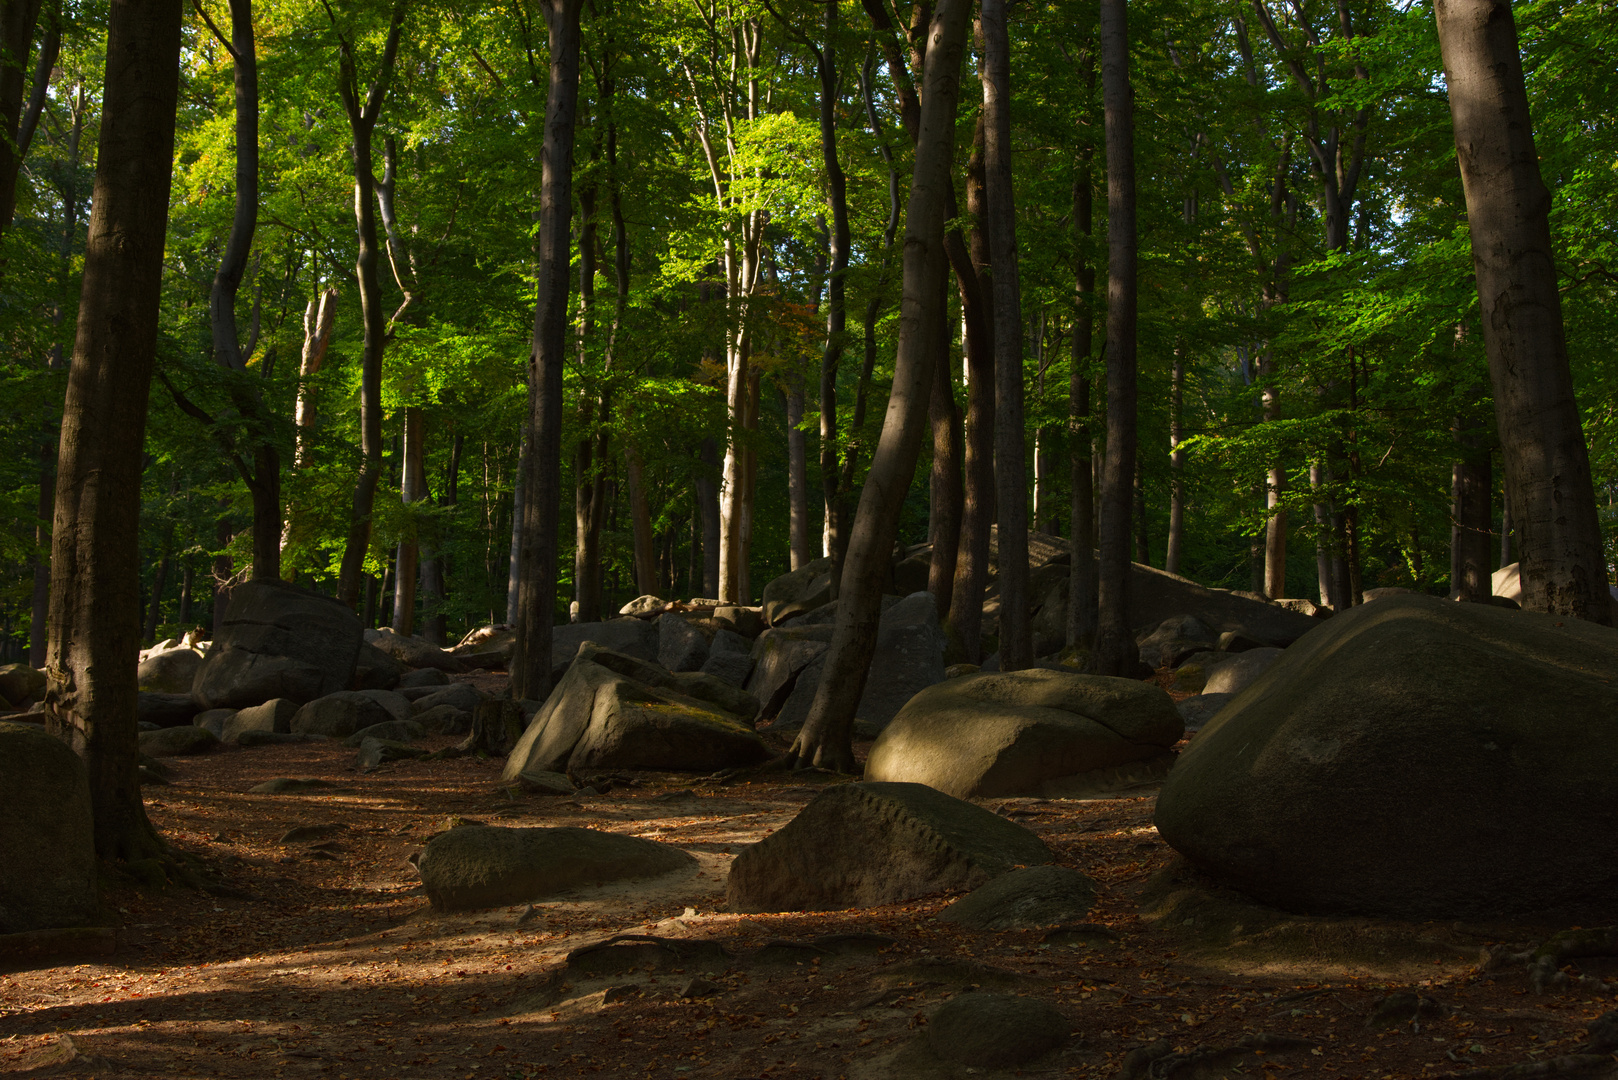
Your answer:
(1433, 0), (1610, 624)
(43, 0), (184, 860)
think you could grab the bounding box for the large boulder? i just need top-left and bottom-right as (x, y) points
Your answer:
(139, 723), (220, 756)
(0, 723), (96, 933)
(551, 619), (659, 679)
(773, 592), (947, 730)
(502, 645), (770, 780)
(865, 670), (1183, 799)
(1201, 647), (1283, 695)
(657, 614), (710, 673)
(0, 663), (45, 707)
(762, 557), (833, 626)
(351, 640), (407, 690)
(746, 626), (833, 720)
(417, 825), (694, 910)
(221, 698), (296, 743)
(725, 781), (1054, 912)
(938, 865), (1098, 930)
(1136, 615), (1217, 670)
(364, 628), (464, 673)
(1155, 594), (1618, 917)
(136, 647), (203, 695)
(137, 691), (201, 727)
(290, 691), (394, 739)
(408, 683), (484, 717)
(193, 580), (364, 708)
(358, 688), (413, 724)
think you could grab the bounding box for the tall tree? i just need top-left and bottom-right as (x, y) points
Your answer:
(1090, 0), (1138, 676)
(44, 0), (184, 861)
(332, 0), (408, 608)
(981, 0), (1029, 670)
(512, 0), (586, 698)
(787, 0), (971, 769)
(0, 0), (54, 238)
(1433, 0), (1610, 623)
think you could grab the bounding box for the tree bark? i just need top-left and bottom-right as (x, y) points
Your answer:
(787, 0), (970, 769)
(1068, 91), (1098, 651)
(212, 513), (233, 639)
(947, 113), (995, 663)
(1450, 411), (1494, 602)
(1165, 345), (1186, 575)
(696, 437), (721, 596)
(0, 0), (46, 240)
(815, 0), (851, 593)
(392, 406), (425, 635)
(785, 385), (809, 570)
(1433, 0), (1610, 623)
(928, 285), (962, 619)
(1090, 0), (1139, 677)
(44, 0), (183, 862)
(333, 0), (407, 608)
(512, 0), (585, 698)
(982, 0), (1030, 671)
(625, 442), (659, 596)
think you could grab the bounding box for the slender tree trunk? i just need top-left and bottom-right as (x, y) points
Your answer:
(392, 406), (424, 635)
(789, 0), (970, 768)
(1133, 459), (1149, 564)
(625, 442), (659, 596)
(212, 513), (233, 639)
(1499, 478), (1512, 569)
(785, 386), (810, 570)
(506, 432), (526, 623)
(143, 543), (171, 644)
(292, 287), (338, 470)
(333, 0), (406, 608)
(928, 286), (963, 617)
(1311, 461), (1332, 605)
(512, 0), (585, 698)
(43, 0), (183, 862)
(177, 562), (193, 626)
(1091, 0), (1138, 677)
(948, 114), (995, 663)
(0, 0), (46, 241)
(1434, 0), (1610, 623)
(1068, 85), (1098, 651)
(816, 0), (852, 595)
(1165, 346), (1186, 575)
(698, 437), (721, 596)
(1259, 350), (1285, 598)
(982, 0), (1030, 670)
(1451, 411), (1494, 602)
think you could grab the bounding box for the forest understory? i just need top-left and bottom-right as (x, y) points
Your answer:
(3, 672), (1616, 1080)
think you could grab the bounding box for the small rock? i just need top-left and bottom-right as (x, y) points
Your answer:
(926, 992), (1068, 1068)
(417, 825), (695, 910)
(517, 769), (575, 796)
(279, 824), (347, 844)
(680, 977), (721, 999)
(138, 725), (220, 757)
(415, 703), (472, 735)
(939, 865), (1098, 930)
(357, 737), (430, 772)
(343, 719), (426, 747)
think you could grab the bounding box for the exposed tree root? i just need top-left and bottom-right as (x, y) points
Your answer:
(1482, 928), (1618, 994)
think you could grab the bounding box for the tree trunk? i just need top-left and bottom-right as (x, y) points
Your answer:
(1165, 346), (1186, 575)
(512, 0), (585, 699)
(982, 0), (1030, 671)
(1500, 478), (1513, 569)
(1451, 412), (1494, 602)
(43, 0), (183, 862)
(506, 431), (526, 623)
(927, 286), (962, 620)
(212, 513), (233, 639)
(1090, 0), (1139, 677)
(333, 0), (407, 608)
(1259, 351), (1285, 598)
(947, 114), (995, 663)
(785, 386), (809, 571)
(698, 437), (721, 596)
(143, 545), (170, 645)
(293, 287), (338, 468)
(1433, 0), (1610, 623)
(1311, 461), (1332, 605)
(177, 562), (193, 626)
(393, 406), (424, 635)
(0, 0), (46, 240)
(816, 0), (851, 595)
(1068, 121), (1098, 650)
(788, 0), (970, 769)
(625, 442), (659, 596)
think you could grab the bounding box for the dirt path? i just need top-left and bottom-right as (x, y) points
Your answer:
(3, 722), (1613, 1079)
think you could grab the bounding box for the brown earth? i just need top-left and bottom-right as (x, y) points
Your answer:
(2, 671), (1615, 1079)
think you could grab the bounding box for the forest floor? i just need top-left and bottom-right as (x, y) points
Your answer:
(3, 673), (1617, 1080)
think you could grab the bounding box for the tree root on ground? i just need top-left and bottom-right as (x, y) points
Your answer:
(1482, 928), (1618, 994)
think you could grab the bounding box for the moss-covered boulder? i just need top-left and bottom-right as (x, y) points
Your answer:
(0, 723), (96, 933)
(502, 644), (770, 779)
(865, 669), (1183, 798)
(1156, 593), (1618, 917)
